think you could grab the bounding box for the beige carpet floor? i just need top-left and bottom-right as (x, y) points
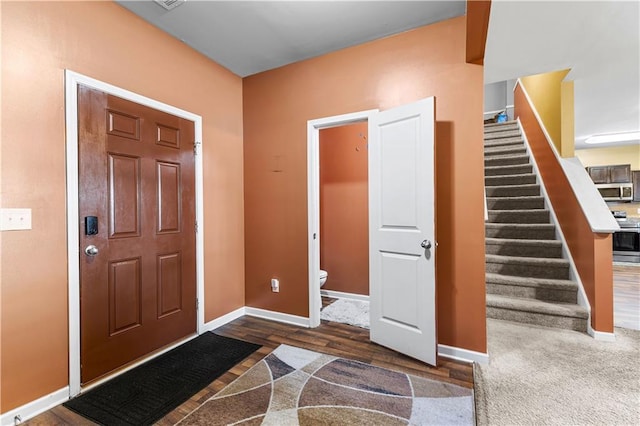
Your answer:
(475, 319), (640, 425)
(178, 344), (474, 425)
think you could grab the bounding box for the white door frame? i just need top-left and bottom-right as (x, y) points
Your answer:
(65, 70), (205, 396)
(307, 109), (378, 327)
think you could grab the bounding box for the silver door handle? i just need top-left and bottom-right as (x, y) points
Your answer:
(85, 245), (99, 256)
(421, 239), (432, 249)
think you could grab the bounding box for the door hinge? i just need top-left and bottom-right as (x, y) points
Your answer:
(195, 220), (198, 233)
(194, 141), (202, 155)
(196, 297), (199, 311)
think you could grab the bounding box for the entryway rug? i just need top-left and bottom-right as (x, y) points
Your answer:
(63, 332), (261, 426)
(178, 344), (474, 425)
(320, 298), (370, 329)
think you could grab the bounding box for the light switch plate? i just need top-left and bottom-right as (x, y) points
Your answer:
(0, 208), (32, 231)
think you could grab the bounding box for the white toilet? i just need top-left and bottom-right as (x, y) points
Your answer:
(319, 270), (328, 288)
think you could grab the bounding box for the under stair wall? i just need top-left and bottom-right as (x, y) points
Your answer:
(514, 81), (616, 334)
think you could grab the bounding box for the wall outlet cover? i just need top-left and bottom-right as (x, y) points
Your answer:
(0, 208), (32, 231)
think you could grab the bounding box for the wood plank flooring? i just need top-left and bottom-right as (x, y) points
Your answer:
(25, 315), (473, 425)
(614, 263), (640, 330)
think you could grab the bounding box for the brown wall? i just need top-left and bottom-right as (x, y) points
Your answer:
(1, 1), (245, 412)
(319, 123), (369, 295)
(515, 83), (614, 332)
(243, 17), (487, 353)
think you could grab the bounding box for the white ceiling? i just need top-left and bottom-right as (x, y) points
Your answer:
(118, 0), (639, 152)
(117, 1), (466, 77)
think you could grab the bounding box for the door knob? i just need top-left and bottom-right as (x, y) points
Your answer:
(85, 245), (99, 256)
(421, 239), (432, 249)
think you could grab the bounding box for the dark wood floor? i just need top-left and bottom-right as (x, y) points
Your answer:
(25, 313), (473, 425)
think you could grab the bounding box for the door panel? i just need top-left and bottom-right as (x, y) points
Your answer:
(369, 97), (436, 366)
(157, 161), (181, 233)
(108, 153), (141, 237)
(79, 86), (196, 383)
(108, 258), (142, 335)
(157, 252), (183, 318)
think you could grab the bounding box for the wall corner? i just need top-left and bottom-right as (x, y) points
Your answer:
(561, 80), (575, 158)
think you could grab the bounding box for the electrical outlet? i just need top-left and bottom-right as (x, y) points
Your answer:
(1, 208), (32, 231)
(271, 278), (280, 293)
(637, 208), (640, 214)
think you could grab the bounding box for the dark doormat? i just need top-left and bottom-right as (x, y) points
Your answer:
(64, 332), (261, 426)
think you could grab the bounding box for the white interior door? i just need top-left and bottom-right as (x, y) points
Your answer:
(368, 97), (436, 365)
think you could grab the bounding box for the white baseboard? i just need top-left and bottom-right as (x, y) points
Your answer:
(202, 307), (246, 332)
(320, 289), (370, 302)
(245, 307), (310, 328)
(587, 325), (616, 342)
(1, 387), (69, 426)
(438, 344), (489, 365)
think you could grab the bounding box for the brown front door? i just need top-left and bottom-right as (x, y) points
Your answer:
(78, 86), (196, 383)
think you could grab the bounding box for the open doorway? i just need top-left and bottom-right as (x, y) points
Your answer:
(307, 99), (437, 366)
(317, 122), (371, 328)
(307, 110), (376, 328)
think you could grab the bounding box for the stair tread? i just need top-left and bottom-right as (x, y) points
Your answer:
(487, 294), (588, 318)
(486, 253), (569, 266)
(486, 195), (543, 201)
(484, 121), (518, 129)
(487, 208), (548, 213)
(484, 153), (529, 160)
(485, 130), (521, 139)
(486, 184), (540, 190)
(484, 148), (526, 155)
(485, 164), (531, 170)
(484, 141), (524, 150)
(486, 273), (577, 289)
(485, 237), (561, 246)
(486, 223), (554, 229)
(485, 172), (537, 182)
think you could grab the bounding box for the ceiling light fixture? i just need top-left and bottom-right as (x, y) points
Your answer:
(584, 131), (640, 145)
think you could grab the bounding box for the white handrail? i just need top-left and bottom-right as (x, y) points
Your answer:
(516, 80), (620, 233)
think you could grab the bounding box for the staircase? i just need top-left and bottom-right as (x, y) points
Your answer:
(484, 121), (588, 332)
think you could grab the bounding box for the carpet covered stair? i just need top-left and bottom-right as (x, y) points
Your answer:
(484, 121), (588, 332)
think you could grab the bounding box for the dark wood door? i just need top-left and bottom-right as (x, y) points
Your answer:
(78, 86), (196, 383)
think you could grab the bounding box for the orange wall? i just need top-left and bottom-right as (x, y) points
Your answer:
(515, 83), (614, 332)
(243, 17), (487, 353)
(466, 0), (492, 65)
(319, 123), (369, 295)
(1, 1), (245, 411)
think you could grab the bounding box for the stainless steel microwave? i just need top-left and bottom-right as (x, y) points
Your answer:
(596, 183), (633, 201)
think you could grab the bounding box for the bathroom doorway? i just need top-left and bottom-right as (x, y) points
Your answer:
(308, 99), (437, 365)
(306, 109), (377, 328)
(317, 122), (371, 328)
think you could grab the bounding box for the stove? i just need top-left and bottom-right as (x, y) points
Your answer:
(612, 211), (640, 263)
(616, 217), (640, 229)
